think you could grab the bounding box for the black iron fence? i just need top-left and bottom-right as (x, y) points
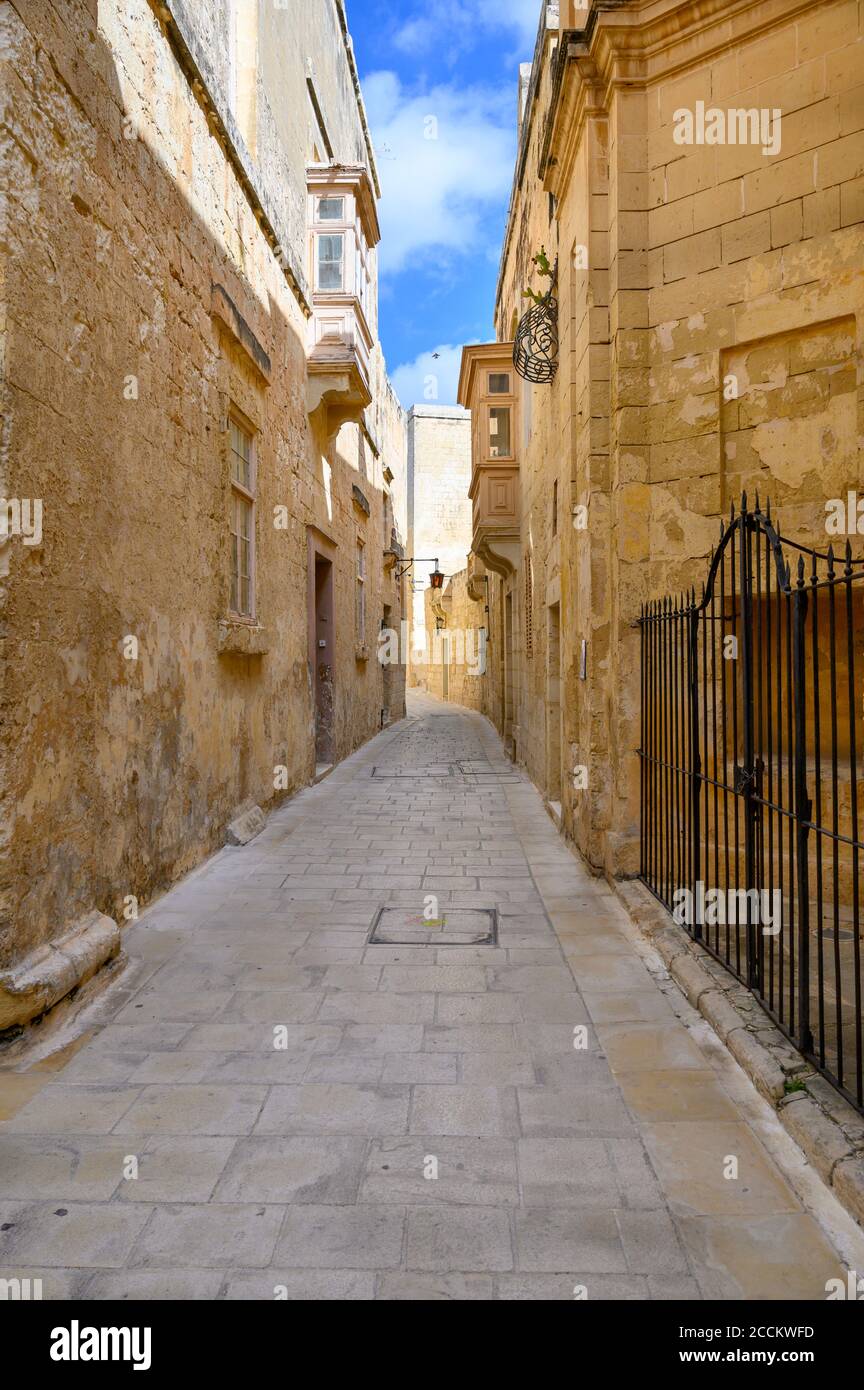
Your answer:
(639, 495), (864, 1111)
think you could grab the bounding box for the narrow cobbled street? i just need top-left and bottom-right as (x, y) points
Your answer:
(1, 695), (862, 1300)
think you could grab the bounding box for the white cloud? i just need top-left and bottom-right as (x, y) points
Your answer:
(364, 70), (515, 275)
(392, 4), (460, 57)
(392, 0), (541, 58)
(477, 0), (543, 49)
(391, 343), (467, 409)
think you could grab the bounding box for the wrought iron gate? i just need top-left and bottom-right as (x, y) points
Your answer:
(639, 495), (864, 1111)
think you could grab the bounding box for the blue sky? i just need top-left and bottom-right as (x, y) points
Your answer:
(345, 0), (542, 407)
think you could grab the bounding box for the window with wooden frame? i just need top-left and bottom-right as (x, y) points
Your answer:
(524, 552), (534, 658)
(309, 189), (372, 309)
(356, 539), (366, 643)
(229, 413), (255, 620)
(315, 231), (344, 290)
(488, 405), (512, 458)
(317, 194), (344, 222)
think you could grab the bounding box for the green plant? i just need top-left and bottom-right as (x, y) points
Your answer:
(522, 245), (554, 306)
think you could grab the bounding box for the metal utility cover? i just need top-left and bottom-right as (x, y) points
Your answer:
(371, 765), (454, 778)
(457, 759), (521, 782)
(368, 907), (498, 946)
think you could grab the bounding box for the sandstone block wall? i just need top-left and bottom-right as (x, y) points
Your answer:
(0, 0), (405, 970)
(420, 568), (488, 711)
(458, 0), (864, 879)
(406, 405), (472, 688)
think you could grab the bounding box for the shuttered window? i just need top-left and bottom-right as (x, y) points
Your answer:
(229, 415), (255, 619)
(525, 552), (534, 658)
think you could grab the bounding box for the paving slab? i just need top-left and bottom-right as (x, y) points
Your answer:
(128, 1203), (284, 1268)
(0, 1201), (151, 1268)
(0, 692), (860, 1299)
(254, 1082), (409, 1137)
(114, 1084), (267, 1136)
(274, 1204), (405, 1269)
(405, 1205), (513, 1272)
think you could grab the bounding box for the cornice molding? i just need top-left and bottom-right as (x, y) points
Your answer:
(332, 0), (381, 198)
(528, 0), (819, 225)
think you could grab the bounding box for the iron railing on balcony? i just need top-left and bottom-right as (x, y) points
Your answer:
(639, 495), (864, 1111)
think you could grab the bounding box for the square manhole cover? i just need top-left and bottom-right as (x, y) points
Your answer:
(372, 765), (454, 778)
(368, 907), (497, 946)
(456, 759), (521, 782)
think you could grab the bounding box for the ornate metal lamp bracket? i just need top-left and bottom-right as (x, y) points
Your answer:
(513, 258), (559, 384)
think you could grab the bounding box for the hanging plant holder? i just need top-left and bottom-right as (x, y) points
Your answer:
(513, 288), (559, 384)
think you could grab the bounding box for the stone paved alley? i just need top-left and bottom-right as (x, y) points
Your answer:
(2, 695), (863, 1301)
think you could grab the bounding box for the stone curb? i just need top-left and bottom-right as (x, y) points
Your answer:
(613, 876), (864, 1231)
(0, 911), (120, 1033)
(225, 803), (266, 846)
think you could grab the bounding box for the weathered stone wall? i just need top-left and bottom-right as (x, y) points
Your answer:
(420, 568), (488, 711)
(0, 0), (405, 969)
(494, 14), (576, 817)
(471, 0), (864, 878)
(406, 405), (472, 688)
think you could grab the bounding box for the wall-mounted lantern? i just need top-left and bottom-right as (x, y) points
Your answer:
(394, 556), (445, 588)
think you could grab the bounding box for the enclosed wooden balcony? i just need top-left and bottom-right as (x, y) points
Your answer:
(458, 343), (519, 577)
(306, 164), (380, 435)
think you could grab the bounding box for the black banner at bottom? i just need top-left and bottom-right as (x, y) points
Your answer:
(4, 1298), (859, 1375)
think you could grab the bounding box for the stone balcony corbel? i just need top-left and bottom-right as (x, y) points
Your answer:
(383, 535), (404, 574)
(467, 552), (488, 603)
(473, 530), (521, 579)
(306, 358), (372, 445)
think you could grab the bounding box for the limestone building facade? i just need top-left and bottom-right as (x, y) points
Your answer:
(405, 404), (472, 689)
(0, 0), (406, 1020)
(438, 0), (864, 886)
